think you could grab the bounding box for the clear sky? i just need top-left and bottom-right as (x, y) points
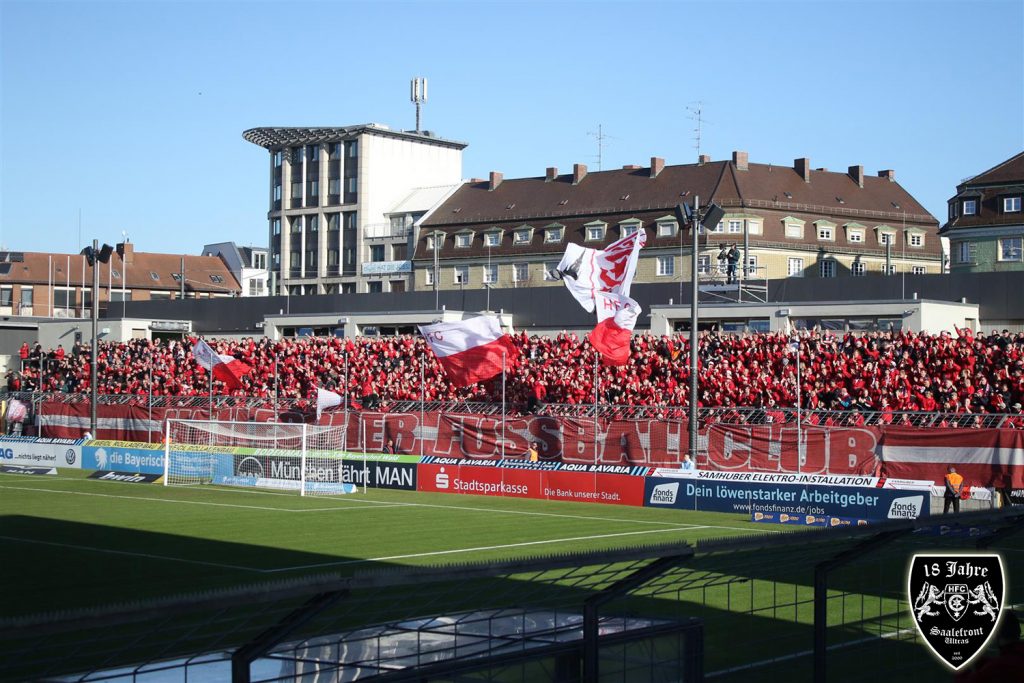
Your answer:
(1, 0), (1021, 256)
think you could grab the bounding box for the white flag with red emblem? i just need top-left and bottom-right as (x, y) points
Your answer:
(550, 230), (646, 313)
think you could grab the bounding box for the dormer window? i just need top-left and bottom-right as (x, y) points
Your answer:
(619, 219), (642, 237)
(455, 233), (473, 248)
(782, 216), (805, 239)
(584, 221), (607, 241)
(427, 234), (444, 250)
(1005, 197), (1022, 213)
(815, 220), (836, 241)
(880, 233), (895, 246)
(544, 226), (564, 243)
(963, 199), (977, 215)
(513, 227), (533, 244)
(484, 231), (502, 247)
(728, 220), (742, 234)
(657, 220), (678, 237)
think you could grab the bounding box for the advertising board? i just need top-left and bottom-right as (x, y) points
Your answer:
(82, 443), (164, 474)
(0, 437), (81, 469)
(643, 476), (928, 521)
(416, 463), (645, 505)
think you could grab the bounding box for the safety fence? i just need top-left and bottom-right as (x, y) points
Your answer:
(1, 508), (1020, 682)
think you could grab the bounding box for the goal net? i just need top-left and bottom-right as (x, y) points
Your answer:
(163, 419), (360, 496)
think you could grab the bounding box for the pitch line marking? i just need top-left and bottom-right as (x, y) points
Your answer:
(266, 526), (715, 572)
(0, 535), (264, 572)
(0, 484), (384, 513)
(0, 480), (778, 535)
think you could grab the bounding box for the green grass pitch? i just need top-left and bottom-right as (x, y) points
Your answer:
(0, 469), (772, 620)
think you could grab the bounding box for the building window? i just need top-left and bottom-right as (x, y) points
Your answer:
(514, 229), (531, 244)
(0, 287), (12, 307)
(711, 221), (724, 233)
(544, 227), (564, 243)
(291, 147), (303, 164)
(424, 268), (434, 286)
(455, 233), (472, 248)
(428, 234), (443, 250)
(908, 233), (923, 247)
(273, 184), (281, 202)
(657, 221), (677, 237)
(747, 221), (762, 235)
(348, 140), (358, 157)
(254, 252), (267, 269)
(621, 223), (640, 237)
(453, 266), (469, 285)
(879, 232), (895, 246)
(370, 245), (385, 262)
(1000, 237), (1023, 261)
(818, 226), (834, 241)
(484, 232), (501, 247)
(585, 225), (605, 241)
(784, 222), (803, 239)
(851, 261), (866, 277)
(273, 151), (283, 167)
(728, 220), (742, 234)
(368, 281), (383, 293)
(291, 183), (302, 199)
(957, 241), (975, 263)
(912, 266), (926, 275)
(881, 264), (897, 275)
(963, 199), (977, 215)
(329, 178), (341, 195)
(308, 145), (319, 161)
(949, 202), (958, 220)
(483, 264), (498, 283)
(656, 256), (674, 277)
(1004, 197), (1022, 213)
(543, 263), (559, 281)
(513, 263), (529, 283)
(848, 231), (864, 243)
(744, 254), (758, 276)
(347, 177), (357, 195)
(308, 180), (319, 198)
(272, 219), (281, 236)
(150, 291), (172, 300)
(698, 255), (711, 274)
(819, 259), (836, 278)
(788, 257), (804, 277)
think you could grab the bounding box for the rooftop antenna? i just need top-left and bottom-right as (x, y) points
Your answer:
(410, 77), (428, 133)
(587, 123), (616, 171)
(687, 102), (709, 160)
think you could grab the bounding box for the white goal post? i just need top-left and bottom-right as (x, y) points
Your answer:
(163, 419), (366, 496)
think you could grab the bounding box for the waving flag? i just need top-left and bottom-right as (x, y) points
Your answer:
(588, 291), (642, 366)
(550, 230), (646, 313)
(419, 316), (518, 387)
(316, 388), (343, 419)
(192, 339), (253, 390)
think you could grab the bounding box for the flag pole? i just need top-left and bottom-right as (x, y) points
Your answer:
(501, 351), (506, 460)
(344, 351), (349, 452)
(593, 352), (599, 464)
(208, 356), (213, 422)
(420, 355), (425, 459)
(796, 336), (803, 474)
(148, 364), (153, 443)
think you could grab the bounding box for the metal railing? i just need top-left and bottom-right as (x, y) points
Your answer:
(4, 391), (1020, 431)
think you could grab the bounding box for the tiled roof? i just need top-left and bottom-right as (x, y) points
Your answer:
(959, 151), (1024, 187)
(0, 250), (240, 293)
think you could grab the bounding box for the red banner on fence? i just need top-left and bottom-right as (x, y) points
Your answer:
(35, 402), (1024, 488)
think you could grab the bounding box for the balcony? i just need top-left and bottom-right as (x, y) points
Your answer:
(363, 222), (410, 240)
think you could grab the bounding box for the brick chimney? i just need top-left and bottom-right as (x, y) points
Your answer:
(545, 167), (558, 181)
(650, 157), (665, 178)
(698, 154), (711, 165)
(878, 169), (895, 181)
(794, 157), (811, 182)
(732, 151), (749, 171)
(117, 241), (134, 265)
(488, 171), (503, 191)
(573, 163), (588, 185)
(848, 165), (864, 188)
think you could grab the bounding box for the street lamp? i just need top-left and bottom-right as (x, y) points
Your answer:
(83, 240), (114, 435)
(675, 199), (725, 460)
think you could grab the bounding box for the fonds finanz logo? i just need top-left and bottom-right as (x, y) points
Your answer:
(908, 553), (1005, 670)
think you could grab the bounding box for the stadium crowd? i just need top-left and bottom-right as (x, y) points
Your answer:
(5, 328), (1024, 421)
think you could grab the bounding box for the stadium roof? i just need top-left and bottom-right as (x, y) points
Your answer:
(242, 124), (467, 150)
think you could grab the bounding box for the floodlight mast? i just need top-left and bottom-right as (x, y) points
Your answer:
(91, 239), (99, 434)
(689, 196), (700, 461)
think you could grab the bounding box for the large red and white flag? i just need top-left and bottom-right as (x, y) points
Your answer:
(588, 291), (641, 366)
(418, 316), (518, 387)
(192, 339), (253, 391)
(551, 230), (646, 313)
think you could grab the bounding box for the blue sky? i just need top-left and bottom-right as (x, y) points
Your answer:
(1, 0), (1021, 256)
